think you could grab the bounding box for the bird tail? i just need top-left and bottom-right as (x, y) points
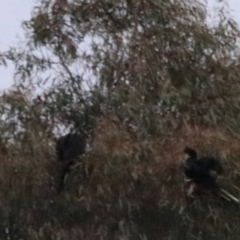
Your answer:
(58, 160), (75, 193)
(219, 188), (239, 204)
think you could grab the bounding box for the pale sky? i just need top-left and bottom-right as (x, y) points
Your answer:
(0, 0), (35, 90)
(0, 0), (239, 91)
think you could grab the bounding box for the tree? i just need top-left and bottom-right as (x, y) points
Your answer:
(2, 0), (240, 136)
(1, 0), (240, 239)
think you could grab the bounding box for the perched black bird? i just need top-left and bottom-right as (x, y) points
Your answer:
(183, 147), (239, 203)
(55, 133), (89, 192)
(56, 133), (87, 162)
(183, 147), (223, 188)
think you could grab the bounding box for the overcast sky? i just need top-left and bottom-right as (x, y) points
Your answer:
(0, 0), (240, 91)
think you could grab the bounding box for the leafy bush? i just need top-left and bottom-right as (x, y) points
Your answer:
(0, 0), (240, 239)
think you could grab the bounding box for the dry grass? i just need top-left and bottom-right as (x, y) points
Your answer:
(0, 119), (240, 239)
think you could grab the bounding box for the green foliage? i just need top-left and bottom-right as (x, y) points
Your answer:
(3, 0), (240, 135)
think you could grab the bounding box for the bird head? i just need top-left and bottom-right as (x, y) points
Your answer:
(184, 147), (197, 159)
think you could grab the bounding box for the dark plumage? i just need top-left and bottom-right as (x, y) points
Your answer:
(183, 147), (239, 203)
(55, 133), (88, 192)
(183, 147), (223, 188)
(56, 133), (87, 162)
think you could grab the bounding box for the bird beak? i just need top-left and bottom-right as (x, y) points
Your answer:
(182, 153), (189, 163)
(180, 154), (188, 169)
(183, 153), (189, 161)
